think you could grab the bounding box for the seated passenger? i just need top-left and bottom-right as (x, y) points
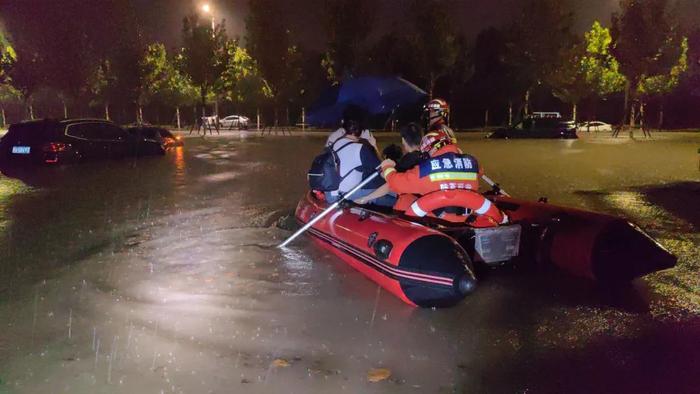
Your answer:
(381, 144), (403, 162)
(326, 120), (395, 207)
(355, 122), (423, 205)
(326, 106), (377, 149)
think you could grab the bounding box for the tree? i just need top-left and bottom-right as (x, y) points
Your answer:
(246, 0), (303, 125)
(0, 84), (20, 127)
(547, 43), (589, 122)
(217, 40), (271, 107)
(611, 0), (687, 126)
(180, 14), (228, 118)
(87, 59), (118, 120)
(637, 37), (688, 127)
(407, 0), (458, 97)
(0, 30), (16, 84)
(364, 32), (418, 78)
(547, 22), (625, 122)
(581, 21), (627, 98)
(469, 27), (529, 125)
(159, 52), (198, 129)
(137, 43), (171, 123)
(9, 50), (45, 120)
(322, 0), (374, 83)
(507, 0), (575, 114)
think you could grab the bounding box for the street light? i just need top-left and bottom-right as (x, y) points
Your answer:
(199, 3), (218, 118)
(200, 3), (215, 30)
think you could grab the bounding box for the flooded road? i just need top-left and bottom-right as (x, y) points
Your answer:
(0, 131), (698, 393)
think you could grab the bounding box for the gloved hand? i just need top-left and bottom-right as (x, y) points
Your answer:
(380, 159), (396, 171)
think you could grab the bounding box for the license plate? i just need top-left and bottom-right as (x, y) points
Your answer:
(12, 146), (31, 154)
(473, 224), (521, 264)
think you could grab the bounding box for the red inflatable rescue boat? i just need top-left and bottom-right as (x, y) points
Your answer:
(295, 191), (676, 308)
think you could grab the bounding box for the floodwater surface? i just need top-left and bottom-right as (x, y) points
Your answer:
(0, 131), (698, 393)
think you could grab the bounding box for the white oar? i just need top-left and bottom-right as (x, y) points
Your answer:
(278, 171), (381, 248)
(481, 174), (510, 197)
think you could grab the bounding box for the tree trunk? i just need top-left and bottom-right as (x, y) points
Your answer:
(28, 103), (35, 120)
(629, 103), (635, 128)
(572, 103), (577, 123)
(301, 107), (306, 131)
(256, 108), (261, 131)
(524, 90), (530, 115)
(639, 102), (645, 128)
(508, 101), (513, 126)
(104, 102), (110, 121)
(62, 101), (68, 119)
(623, 80), (630, 126)
(274, 107), (279, 127)
(1, 107), (5, 129)
(214, 98), (219, 117)
(286, 106), (290, 126)
(200, 85), (207, 129)
(138, 106), (144, 124)
(176, 106), (181, 129)
(658, 102), (664, 129)
(484, 109), (489, 130)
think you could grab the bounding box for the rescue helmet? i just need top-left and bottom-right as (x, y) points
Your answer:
(419, 129), (453, 156)
(423, 98), (450, 127)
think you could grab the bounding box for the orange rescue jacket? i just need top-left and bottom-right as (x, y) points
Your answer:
(382, 145), (483, 197)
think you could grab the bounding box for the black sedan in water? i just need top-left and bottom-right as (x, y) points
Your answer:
(488, 115), (578, 139)
(0, 118), (166, 166)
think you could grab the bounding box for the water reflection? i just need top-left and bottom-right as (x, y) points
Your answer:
(173, 146), (186, 188)
(0, 133), (698, 392)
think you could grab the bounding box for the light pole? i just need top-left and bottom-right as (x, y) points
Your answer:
(200, 3), (215, 32)
(200, 3), (218, 119)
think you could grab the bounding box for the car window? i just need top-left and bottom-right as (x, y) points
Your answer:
(66, 123), (101, 139)
(99, 124), (127, 141)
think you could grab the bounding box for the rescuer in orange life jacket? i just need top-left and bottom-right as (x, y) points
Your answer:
(380, 99), (507, 225)
(424, 98), (456, 143)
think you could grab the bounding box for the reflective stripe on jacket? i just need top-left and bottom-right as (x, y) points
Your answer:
(384, 145), (482, 195)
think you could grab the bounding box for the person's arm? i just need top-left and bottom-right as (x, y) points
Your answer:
(355, 183), (391, 205)
(381, 160), (423, 194)
(361, 129), (377, 149)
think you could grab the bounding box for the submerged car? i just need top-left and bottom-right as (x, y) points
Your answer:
(219, 115), (249, 129)
(488, 113), (578, 139)
(128, 126), (183, 150)
(0, 119), (165, 166)
(577, 121), (612, 132)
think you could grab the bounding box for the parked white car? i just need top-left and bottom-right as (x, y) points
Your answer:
(577, 121), (612, 132)
(219, 115), (250, 129)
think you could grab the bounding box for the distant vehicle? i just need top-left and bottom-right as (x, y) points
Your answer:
(577, 121), (612, 132)
(128, 126), (183, 150)
(532, 111), (561, 118)
(488, 113), (578, 139)
(0, 119), (165, 166)
(219, 115), (249, 129)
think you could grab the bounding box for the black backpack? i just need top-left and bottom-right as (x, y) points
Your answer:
(307, 141), (354, 192)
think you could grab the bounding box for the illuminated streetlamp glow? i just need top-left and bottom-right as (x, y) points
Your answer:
(201, 3), (211, 14)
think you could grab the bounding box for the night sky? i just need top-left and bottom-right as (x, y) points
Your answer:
(0, 0), (697, 52)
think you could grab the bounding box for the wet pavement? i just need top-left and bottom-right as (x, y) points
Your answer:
(0, 131), (699, 393)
